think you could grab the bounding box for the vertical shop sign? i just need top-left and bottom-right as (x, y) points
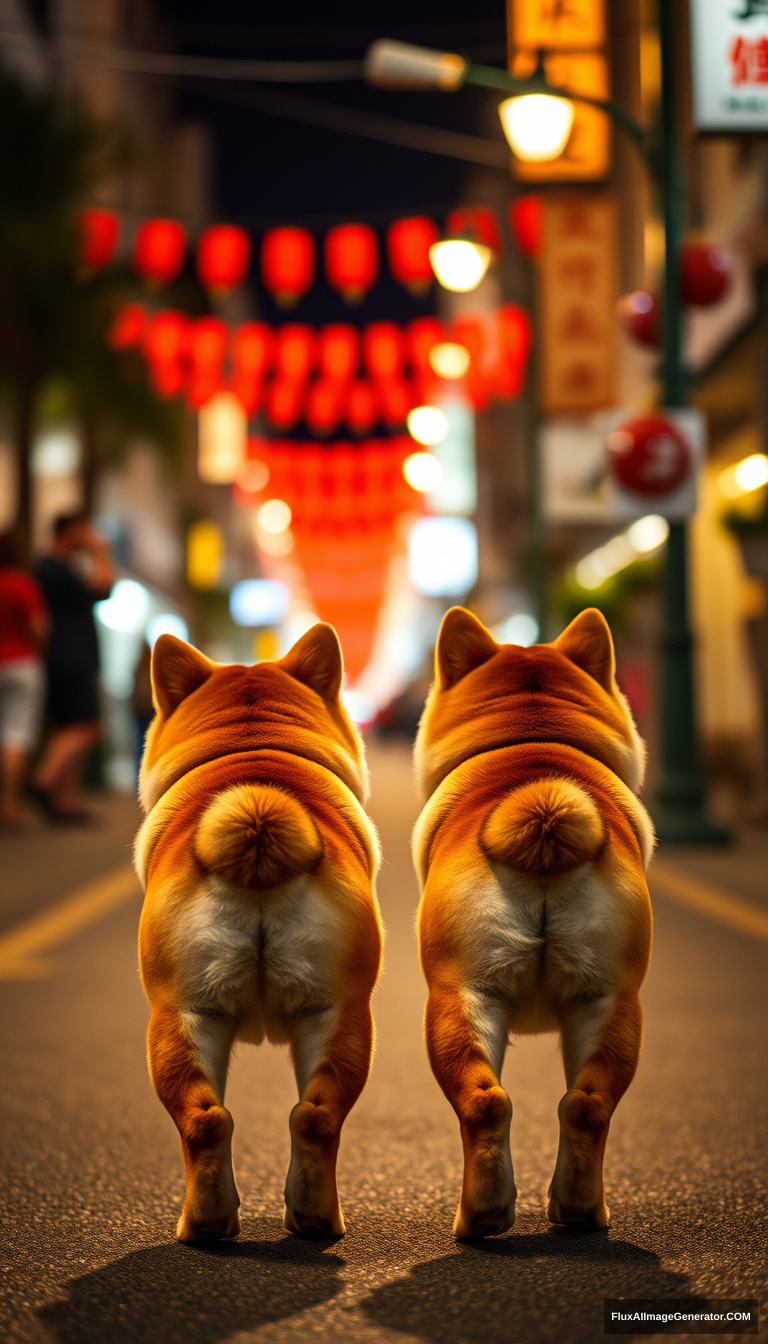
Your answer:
(538, 193), (618, 414)
(510, 0), (605, 50)
(690, 0), (768, 130)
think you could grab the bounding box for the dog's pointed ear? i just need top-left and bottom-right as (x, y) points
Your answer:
(554, 608), (616, 692)
(436, 607), (498, 691)
(151, 635), (214, 716)
(279, 622), (343, 701)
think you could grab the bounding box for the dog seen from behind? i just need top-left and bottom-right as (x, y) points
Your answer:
(135, 623), (382, 1242)
(413, 606), (653, 1239)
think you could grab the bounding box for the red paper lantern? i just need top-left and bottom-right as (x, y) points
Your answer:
(143, 311), (189, 398)
(196, 224), (252, 296)
(274, 324), (317, 381)
(231, 322), (274, 414)
(386, 216), (439, 294)
(306, 378), (345, 437)
(363, 322), (404, 381)
(106, 302), (146, 350)
(346, 378), (378, 436)
(451, 314), (489, 409)
(261, 227), (316, 307)
(495, 303), (531, 398)
(607, 415), (691, 497)
(266, 377), (305, 431)
(318, 325), (360, 381)
(76, 208), (120, 271)
(406, 317), (446, 377)
(133, 218), (187, 286)
(186, 316), (229, 409)
(509, 195), (543, 258)
(446, 206), (501, 254)
(618, 291), (660, 347)
(376, 376), (412, 427)
(325, 223), (380, 304)
(680, 240), (733, 306)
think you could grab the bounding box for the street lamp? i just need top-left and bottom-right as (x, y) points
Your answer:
(365, 15), (728, 845)
(498, 94), (575, 162)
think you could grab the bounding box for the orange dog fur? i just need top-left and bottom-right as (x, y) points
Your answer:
(134, 623), (382, 1242)
(413, 606), (653, 1238)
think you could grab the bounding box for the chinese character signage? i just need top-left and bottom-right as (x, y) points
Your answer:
(690, 0), (768, 130)
(510, 0), (605, 50)
(538, 193), (618, 414)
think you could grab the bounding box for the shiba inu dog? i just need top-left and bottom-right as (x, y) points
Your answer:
(134, 624), (382, 1242)
(413, 606), (653, 1239)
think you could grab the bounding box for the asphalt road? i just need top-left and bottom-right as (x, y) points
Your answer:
(0, 742), (765, 1344)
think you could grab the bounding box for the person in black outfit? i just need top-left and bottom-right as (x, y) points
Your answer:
(32, 513), (113, 821)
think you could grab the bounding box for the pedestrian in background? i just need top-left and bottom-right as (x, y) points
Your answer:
(0, 530), (50, 829)
(32, 513), (113, 823)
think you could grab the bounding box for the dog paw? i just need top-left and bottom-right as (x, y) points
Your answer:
(283, 1203), (345, 1239)
(453, 1198), (516, 1240)
(176, 1204), (241, 1243)
(547, 1191), (609, 1229)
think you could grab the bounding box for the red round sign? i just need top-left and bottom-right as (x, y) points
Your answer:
(607, 415), (691, 497)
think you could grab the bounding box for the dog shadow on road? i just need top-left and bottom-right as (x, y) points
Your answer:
(37, 1220), (345, 1344)
(361, 1226), (690, 1344)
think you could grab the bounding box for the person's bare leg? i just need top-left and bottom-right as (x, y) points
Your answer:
(0, 745), (30, 826)
(34, 722), (99, 814)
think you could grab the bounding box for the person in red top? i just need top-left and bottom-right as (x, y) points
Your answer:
(0, 530), (50, 828)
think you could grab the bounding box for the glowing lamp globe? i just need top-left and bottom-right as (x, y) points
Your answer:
(133, 218), (187, 286)
(509, 195), (543, 257)
(196, 224), (252, 296)
(498, 94), (575, 162)
(403, 451), (443, 493)
(445, 207), (502, 254)
(680, 240), (733, 307)
(261, 226), (316, 307)
(198, 392), (247, 484)
(429, 342), (470, 379)
(407, 405), (448, 446)
(607, 415), (691, 497)
(407, 317), (446, 376)
(324, 223), (380, 304)
(429, 239), (491, 293)
(76, 208), (120, 271)
(386, 216), (439, 294)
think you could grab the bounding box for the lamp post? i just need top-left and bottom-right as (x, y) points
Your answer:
(366, 16), (729, 844)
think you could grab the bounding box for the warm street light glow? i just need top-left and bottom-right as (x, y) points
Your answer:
(429, 239), (491, 292)
(407, 405), (449, 446)
(198, 392), (247, 484)
(403, 451), (444, 492)
(575, 515), (669, 590)
(257, 498), (292, 534)
(429, 341), (471, 379)
(719, 453), (768, 498)
(498, 94), (575, 162)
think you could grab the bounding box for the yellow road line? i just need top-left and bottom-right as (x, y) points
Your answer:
(650, 860), (768, 943)
(0, 864), (141, 980)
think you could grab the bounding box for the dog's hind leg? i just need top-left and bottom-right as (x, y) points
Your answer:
(425, 985), (515, 1239)
(283, 999), (374, 1238)
(147, 1005), (240, 1243)
(548, 991), (642, 1228)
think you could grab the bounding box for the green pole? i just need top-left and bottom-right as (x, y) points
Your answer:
(652, 0), (729, 843)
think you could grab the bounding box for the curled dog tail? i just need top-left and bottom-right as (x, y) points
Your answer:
(195, 784), (322, 889)
(481, 778), (604, 876)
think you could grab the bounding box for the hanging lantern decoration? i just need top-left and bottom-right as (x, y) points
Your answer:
(196, 224), (252, 297)
(325, 223), (380, 305)
(231, 322), (274, 415)
(133, 218), (187, 286)
(406, 316), (446, 401)
(509, 195), (543, 258)
(274, 324), (317, 381)
(445, 206), (502, 254)
(106, 302), (146, 351)
(386, 216), (439, 295)
(198, 391), (247, 484)
(187, 317), (229, 410)
(346, 378), (378, 436)
(607, 415), (692, 497)
(143, 310), (189, 398)
(451, 314), (489, 409)
(376, 377), (412, 428)
(76, 208), (120, 272)
(618, 291), (660, 347)
(363, 322), (404, 381)
(266, 376), (305, 431)
(261, 226), (316, 307)
(680, 240), (734, 306)
(495, 304), (531, 399)
(318, 324), (360, 381)
(306, 378), (345, 438)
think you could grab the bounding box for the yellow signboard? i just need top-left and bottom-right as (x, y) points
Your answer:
(509, 0), (605, 51)
(510, 51), (610, 181)
(538, 193), (618, 414)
